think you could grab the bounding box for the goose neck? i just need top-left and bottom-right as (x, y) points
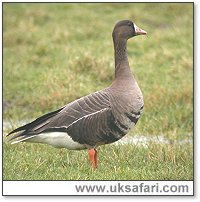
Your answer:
(113, 37), (132, 79)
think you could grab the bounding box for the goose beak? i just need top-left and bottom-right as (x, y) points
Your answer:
(134, 24), (147, 35)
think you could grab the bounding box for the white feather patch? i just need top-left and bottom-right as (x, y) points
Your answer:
(12, 132), (86, 150)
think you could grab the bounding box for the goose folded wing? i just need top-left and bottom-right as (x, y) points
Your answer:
(7, 90), (111, 141)
(42, 106), (125, 147)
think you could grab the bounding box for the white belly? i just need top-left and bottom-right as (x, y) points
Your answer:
(26, 132), (86, 150)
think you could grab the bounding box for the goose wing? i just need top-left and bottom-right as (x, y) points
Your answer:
(7, 89), (124, 146)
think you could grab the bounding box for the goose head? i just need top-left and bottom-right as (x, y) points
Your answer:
(112, 20), (147, 40)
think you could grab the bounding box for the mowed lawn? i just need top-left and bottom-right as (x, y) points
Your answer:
(3, 3), (193, 180)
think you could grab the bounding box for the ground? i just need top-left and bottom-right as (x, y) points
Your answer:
(3, 3), (193, 180)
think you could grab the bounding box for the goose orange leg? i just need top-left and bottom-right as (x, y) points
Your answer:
(88, 148), (98, 169)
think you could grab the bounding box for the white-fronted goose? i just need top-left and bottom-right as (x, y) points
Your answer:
(7, 20), (147, 169)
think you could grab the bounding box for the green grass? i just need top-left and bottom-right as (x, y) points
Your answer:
(3, 142), (193, 180)
(3, 3), (193, 180)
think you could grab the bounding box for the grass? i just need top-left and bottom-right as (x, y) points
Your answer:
(3, 3), (193, 180)
(3, 142), (193, 180)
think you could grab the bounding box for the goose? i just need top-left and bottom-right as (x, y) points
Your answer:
(7, 20), (147, 169)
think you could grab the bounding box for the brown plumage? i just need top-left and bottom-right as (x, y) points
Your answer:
(7, 20), (147, 169)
